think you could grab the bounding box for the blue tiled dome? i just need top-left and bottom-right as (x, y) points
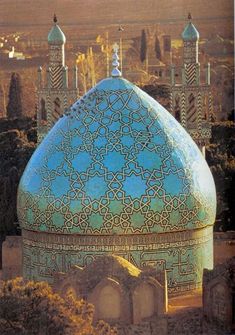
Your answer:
(17, 77), (216, 235)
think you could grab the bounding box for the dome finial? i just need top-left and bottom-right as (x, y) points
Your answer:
(53, 13), (57, 24)
(111, 43), (122, 77)
(188, 12), (192, 21)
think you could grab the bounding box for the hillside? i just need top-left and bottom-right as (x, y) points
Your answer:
(0, 0), (233, 25)
(0, 0), (233, 39)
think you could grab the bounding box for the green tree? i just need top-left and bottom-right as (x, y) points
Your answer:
(140, 29), (147, 63)
(155, 36), (161, 60)
(6, 72), (23, 119)
(206, 122), (235, 231)
(0, 278), (116, 335)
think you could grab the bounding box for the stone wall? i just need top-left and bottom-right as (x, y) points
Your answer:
(214, 232), (235, 265)
(203, 256), (235, 334)
(2, 236), (22, 280)
(53, 255), (167, 326)
(116, 317), (168, 335)
(1, 236), (234, 334)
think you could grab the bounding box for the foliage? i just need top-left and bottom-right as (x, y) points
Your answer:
(6, 73), (23, 119)
(154, 36), (161, 60)
(140, 83), (170, 109)
(140, 29), (147, 63)
(0, 278), (116, 335)
(206, 122), (235, 231)
(141, 83), (170, 99)
(227, 108), (234, 121)
(0, 118), (36, 237)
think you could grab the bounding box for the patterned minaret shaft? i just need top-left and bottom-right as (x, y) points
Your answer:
(170, 13), (213, 155)
(36, 15), (79, 144)
(48, 16), (64, 90)
(181, 92), (186, 127)
(183, 14), (198, 86)
(187, 93), (197, 123)
(197, 92), (202, 131)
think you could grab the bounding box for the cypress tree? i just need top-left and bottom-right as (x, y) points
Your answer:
(6, 72), (23, 119)
(140, 29), (147, 63)
(155, 36), (162, 60)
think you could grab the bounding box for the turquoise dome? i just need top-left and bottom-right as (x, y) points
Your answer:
(17, 77), (216, 235)
(48, 23), (66, 45)
(182, 22), (199, 41)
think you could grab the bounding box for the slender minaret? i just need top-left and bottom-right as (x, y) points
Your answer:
(170, 14), (213, 155)
(37, 15), (79, 143)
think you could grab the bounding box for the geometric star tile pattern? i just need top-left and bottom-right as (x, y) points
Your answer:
(17, 77), (216, 235)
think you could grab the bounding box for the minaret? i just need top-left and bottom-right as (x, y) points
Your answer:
(37, 15), (79, 143)
(170, 14), (213, 155)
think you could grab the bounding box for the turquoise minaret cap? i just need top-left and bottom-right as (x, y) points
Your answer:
(48, 14), (66, 45)
(182, 13), (199, 41)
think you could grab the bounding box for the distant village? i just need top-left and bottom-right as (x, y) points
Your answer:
(0, 17), (233, 121)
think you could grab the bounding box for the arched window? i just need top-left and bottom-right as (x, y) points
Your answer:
(187, 93), (197, 124)
(203, 95), (208, 120)
(40, 98), (47, 121)
(53, 97), (61, 124)
(174, 95), (181, 122)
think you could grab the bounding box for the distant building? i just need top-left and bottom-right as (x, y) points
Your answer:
(37, 15), (79, 143)
(170, 14), (213, 154)
(145, 29), (169, 80)
(8, 46), (25, 60)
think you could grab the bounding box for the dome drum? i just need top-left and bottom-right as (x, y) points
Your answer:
(22, 227), (213, 294)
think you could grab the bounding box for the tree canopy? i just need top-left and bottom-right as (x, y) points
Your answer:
(6, 73), (23, 119)
(155, 36), (162, 60)
(0, 277), (116, 335)
(140, 29), (147, 63)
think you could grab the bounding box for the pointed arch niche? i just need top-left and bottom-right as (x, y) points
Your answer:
(174, 94), (181, 122)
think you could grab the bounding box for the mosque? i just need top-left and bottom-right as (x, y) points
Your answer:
(18, 13), (216, 290)
(2, 14), (235, 335)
